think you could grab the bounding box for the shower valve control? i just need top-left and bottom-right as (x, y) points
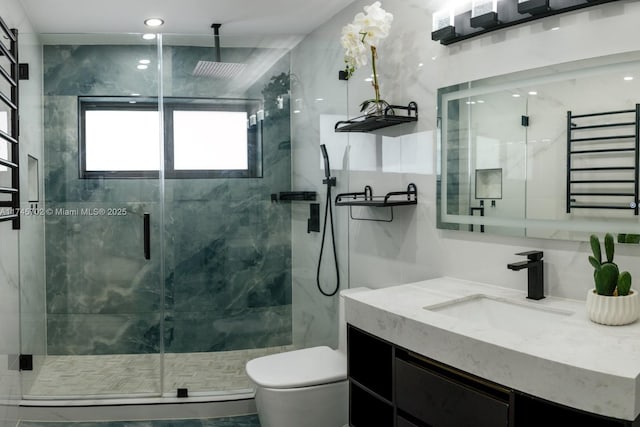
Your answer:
(323, 177), (337, 187)
(308, 203), (320, 233)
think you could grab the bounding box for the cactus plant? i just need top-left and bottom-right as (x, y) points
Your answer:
(595, 263), (619, 296)
(589, 233), (633, 296)
(618, 271), (632, 296)
(604, 233), (614, 263)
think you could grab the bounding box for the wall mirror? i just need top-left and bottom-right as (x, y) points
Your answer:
(438, 51), (640, 242)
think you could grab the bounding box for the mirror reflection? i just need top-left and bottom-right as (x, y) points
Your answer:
(438, 51), (640, 242)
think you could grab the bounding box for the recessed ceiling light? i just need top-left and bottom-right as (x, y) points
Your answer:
(364, 77), (373, 82)
(477, 100), (485, 104)
(137, 64), (148, 70)
(528, 91), (538, 95)
(315, 98), (324, 102)
(512, 94), (521, 98)
(551, 27), (560, 31)
(144, 18), (164, 27)
(142, 33), (156, 40)
(131, 93), (141, 96)
(624, 76), (634, 81)
(139, 59), (151, 65)
(418, 63), (424, 67)
(129, 101), (137, 104)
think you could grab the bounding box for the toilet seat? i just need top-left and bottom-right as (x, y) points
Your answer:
(246, 346), (346, 389)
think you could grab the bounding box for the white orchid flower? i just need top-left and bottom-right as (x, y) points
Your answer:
(340, 2), (393, 110)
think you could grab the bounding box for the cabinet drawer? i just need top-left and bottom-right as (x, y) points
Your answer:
(396, 358), (510, 427)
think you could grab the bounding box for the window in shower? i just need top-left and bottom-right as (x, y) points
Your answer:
(82, 106), (161, 177)
(163, 99), (263, 178)
(79, 97), (263, 179)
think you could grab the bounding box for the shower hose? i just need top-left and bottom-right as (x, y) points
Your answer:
(316, 181), (340, 296)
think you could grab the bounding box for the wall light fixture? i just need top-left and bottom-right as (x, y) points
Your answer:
(432, 0), (619, 45)
(431, 9), (457, 41)
(471, 0), (500, 29)
(517, 0), (550, 15)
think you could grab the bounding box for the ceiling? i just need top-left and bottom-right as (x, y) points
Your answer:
(19, 0), (357, 46)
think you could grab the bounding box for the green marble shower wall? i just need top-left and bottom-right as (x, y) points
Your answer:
(43, 42), (292, 355)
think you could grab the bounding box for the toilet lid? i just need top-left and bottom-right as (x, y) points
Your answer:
(245, 346), (346, 389)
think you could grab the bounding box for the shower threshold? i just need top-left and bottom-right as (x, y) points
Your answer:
(19, 395), (259, 423)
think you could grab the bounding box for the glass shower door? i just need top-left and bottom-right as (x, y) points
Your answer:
(20, 33), (165, 399)
(159, 33), (294, 396)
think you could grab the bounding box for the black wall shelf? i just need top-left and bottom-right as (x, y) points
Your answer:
(335, 184), (417, 222)
(566, 105), (640, 215)
(335, 102), (418, 133)
(336, 183), (417, 207)
(0, 16), (20, 230)
(276, 191), (317, 202)
(433, 0), (620, 46)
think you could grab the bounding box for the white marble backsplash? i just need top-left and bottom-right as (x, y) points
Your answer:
(290, 0), (640, 320)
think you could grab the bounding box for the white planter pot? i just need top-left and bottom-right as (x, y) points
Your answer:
(586, 289), (640, 326)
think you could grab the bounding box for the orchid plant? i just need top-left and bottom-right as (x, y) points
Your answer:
(340, 2), (394, 115)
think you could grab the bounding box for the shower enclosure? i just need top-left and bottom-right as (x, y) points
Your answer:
(19, 31), (302, 399)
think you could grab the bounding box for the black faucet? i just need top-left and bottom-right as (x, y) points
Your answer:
(507, 251), (544, 300)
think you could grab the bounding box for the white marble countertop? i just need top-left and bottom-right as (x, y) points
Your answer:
(344, 277), (640, 421)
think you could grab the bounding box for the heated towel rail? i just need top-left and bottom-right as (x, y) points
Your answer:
(566, 105), (639, 216)
(0, 15), (20, 229)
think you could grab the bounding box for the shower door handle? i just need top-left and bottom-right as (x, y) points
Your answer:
(143, 213), (150, 260)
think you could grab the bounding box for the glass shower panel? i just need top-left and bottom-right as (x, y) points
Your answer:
(159, 33), (293, 395)
(443, 91), (526, 234)
(20, 34), (164, 399)
(466, 91), (527, 236)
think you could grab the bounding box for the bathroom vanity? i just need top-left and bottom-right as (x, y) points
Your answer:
(345, 278), (640, 427)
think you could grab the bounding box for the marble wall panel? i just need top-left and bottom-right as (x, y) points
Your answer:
(291, 0), (640, 310)
(1, 0), (45, 415)
(44, 44), (292, 354)
(46, 313), (162, 355)
(164, 306), (292, 353)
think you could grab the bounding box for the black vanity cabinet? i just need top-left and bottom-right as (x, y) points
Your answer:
(395, 351), (511, 427)
(347, 325), (639, 427)
(348, 323), (394, 426)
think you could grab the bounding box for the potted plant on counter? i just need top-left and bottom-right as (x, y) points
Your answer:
(586, 233), (639, 325)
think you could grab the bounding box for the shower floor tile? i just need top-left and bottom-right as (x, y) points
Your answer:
(25, 347), (291, 398)
(19, 415), (261, 427)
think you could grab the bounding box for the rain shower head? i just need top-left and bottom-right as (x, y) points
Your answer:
(192, 23), (247, 79)
(192, 61), (246, 79)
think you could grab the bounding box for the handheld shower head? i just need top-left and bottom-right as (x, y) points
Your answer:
(320, 144), (331, 179)
(319, 144), (336, 187)
(317, 144), (340, 297)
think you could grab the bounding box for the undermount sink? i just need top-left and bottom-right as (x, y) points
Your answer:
(424, 294), (574, 336)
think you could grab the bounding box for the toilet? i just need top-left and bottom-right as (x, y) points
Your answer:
(245, 287), (368, 427)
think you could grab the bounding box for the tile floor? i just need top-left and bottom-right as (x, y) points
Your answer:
(19, 415), (261, 427)
(25, 347), (291, 398)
